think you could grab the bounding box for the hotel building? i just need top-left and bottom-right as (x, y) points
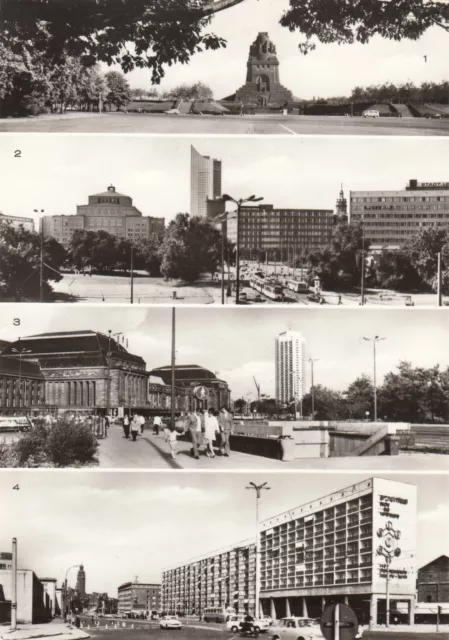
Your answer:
(350, 179), (449, 250)
(275, 331), (307, 408)
(41, 185), (164, 246)
(162, 541), (257, 616)
(161, 478), (417, 625)
(190, 146), (222, 218)
(259, 478), (417, 625)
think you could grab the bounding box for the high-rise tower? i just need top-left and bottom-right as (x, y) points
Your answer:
(275, 330), (307, 407)
(190, 146), (222, 217)
(76, 564), (86, 597)
(335, 184), (348, 221)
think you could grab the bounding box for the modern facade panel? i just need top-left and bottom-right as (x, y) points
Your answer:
(350, 179), (449, 250)
(162, 541), (257, 616)
(0, 356), (46, 414)
(259, 478), (417, 625)
(227, 205), (334, 258)
(190, 146), (222, 218)
(275, 331), (307, 407)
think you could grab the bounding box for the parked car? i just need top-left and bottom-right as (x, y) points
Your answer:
(268, 617), (323, 640)
(160, 616), (182, 630)
(227, 615), (269, 633)
(262, 616), (273, 626)
(362, 109), (380, 118)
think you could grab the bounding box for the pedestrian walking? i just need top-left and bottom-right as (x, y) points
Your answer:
(139, 413), (146, 434)
(167, 426), (178, 458)
(204, 409), (218, 458)
(153, 415), (162, 435)
(123, 413), (130, 439)
(186, 410), (201, 459)
(218, 406), (233, 457)
(105, 414), (110, 438)
(130, 415), (139, 441)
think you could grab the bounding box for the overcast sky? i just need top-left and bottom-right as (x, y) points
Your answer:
(103, 0), (449, 100)
(1, 306), (449, 399)
(1, 137), (449, 227)
(2, 471), (448, 596)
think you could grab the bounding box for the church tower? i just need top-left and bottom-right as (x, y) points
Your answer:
(234, 33), (293, 108)
(335, 185), (348, 222)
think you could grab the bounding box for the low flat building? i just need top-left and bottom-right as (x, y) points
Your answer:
(0, 569), (51, 624)
(0, 213), (35, 233)
(118, 582), (161, 615)
(162, 541), (257, 616)
(226, 205), (334, 260)
(41, 185), (164, 246)
(148, 365), (231, 410)
(2, 331), (149, 415)
(350, 179), (449, 250)
(417, 555), (449, 603)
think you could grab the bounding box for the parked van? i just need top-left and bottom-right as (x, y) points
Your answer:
(362, 109), (380, 118)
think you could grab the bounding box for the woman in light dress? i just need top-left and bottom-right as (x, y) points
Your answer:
(204, 408), (219, 458)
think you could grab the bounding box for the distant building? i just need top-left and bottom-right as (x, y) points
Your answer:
(417, 555), (449, 603)
(162, 540), (257, 616)
(76, 565), (86, 598)
(226, 205), (334, 259)
(148, 365), (231, 410)
(0, 553), (12, 571)
(349, 178), (449, 250)
(0, 340), (11, 354)
(1, 331), (149, 415)
(40, 185), (164, 246)
(190, 146), (222, 218)
(275, 330), (307, 408)
(117, 582), (161, 615)
(0, 213), (35, 233)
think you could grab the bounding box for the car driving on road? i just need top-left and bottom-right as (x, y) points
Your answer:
(227, 615), (270, 633)
(160, 616), (182, 630)
(268, 617), (323, 640)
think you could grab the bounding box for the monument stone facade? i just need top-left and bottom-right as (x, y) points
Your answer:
(235, 32), (294, 107)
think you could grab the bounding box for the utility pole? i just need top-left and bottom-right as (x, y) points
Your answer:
(221, 221), (225, 305)
(360, 216), (365, 306)
(40, 226), (44, 302)
(309, 358), (319, 419)
(130, 245), (134, 304)
(246, 482), (271, 618)
(11, 538), (17, 631)
(171, 308), (176, 429)
(363, 336), (385, 422)
(437, 252), (442, 307)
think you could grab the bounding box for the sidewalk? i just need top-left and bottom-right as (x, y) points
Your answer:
(97, 426), (449, 470)
(0, 624), (89, 640)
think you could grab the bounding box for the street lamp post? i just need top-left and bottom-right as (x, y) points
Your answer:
(360, 214), (366, 306)
(246, 482), (271, 618)
(34, 210), (45, 302)
(63, 565), (81, 619)
(308, 358), (319, 419)
(222, 194), (264, 305)
(362, 336), (386, 422)
(376, 522), (401, 628)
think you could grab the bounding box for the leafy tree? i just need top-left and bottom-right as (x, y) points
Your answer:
(162, 82), (213, 100)
(307, 221), (370, 290)
(374, 248), (422, 292)
(0, 221), (65, 300)
(134, 236), (163, 276)
(345, 375), (373, 420)
(158, 213), (226, 282)
(302, 385), (346, 420)
(68, 229), (117, 272)
(105, 70), (131, 110)
(378, 361), (449, 423)
(3, 0), (448, 82)
(403, 224), (449, 293)
(233, 398), (247, 413)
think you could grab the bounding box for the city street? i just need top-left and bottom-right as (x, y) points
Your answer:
(1, 113), (449, 135)
(96, 426), (449, 470)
